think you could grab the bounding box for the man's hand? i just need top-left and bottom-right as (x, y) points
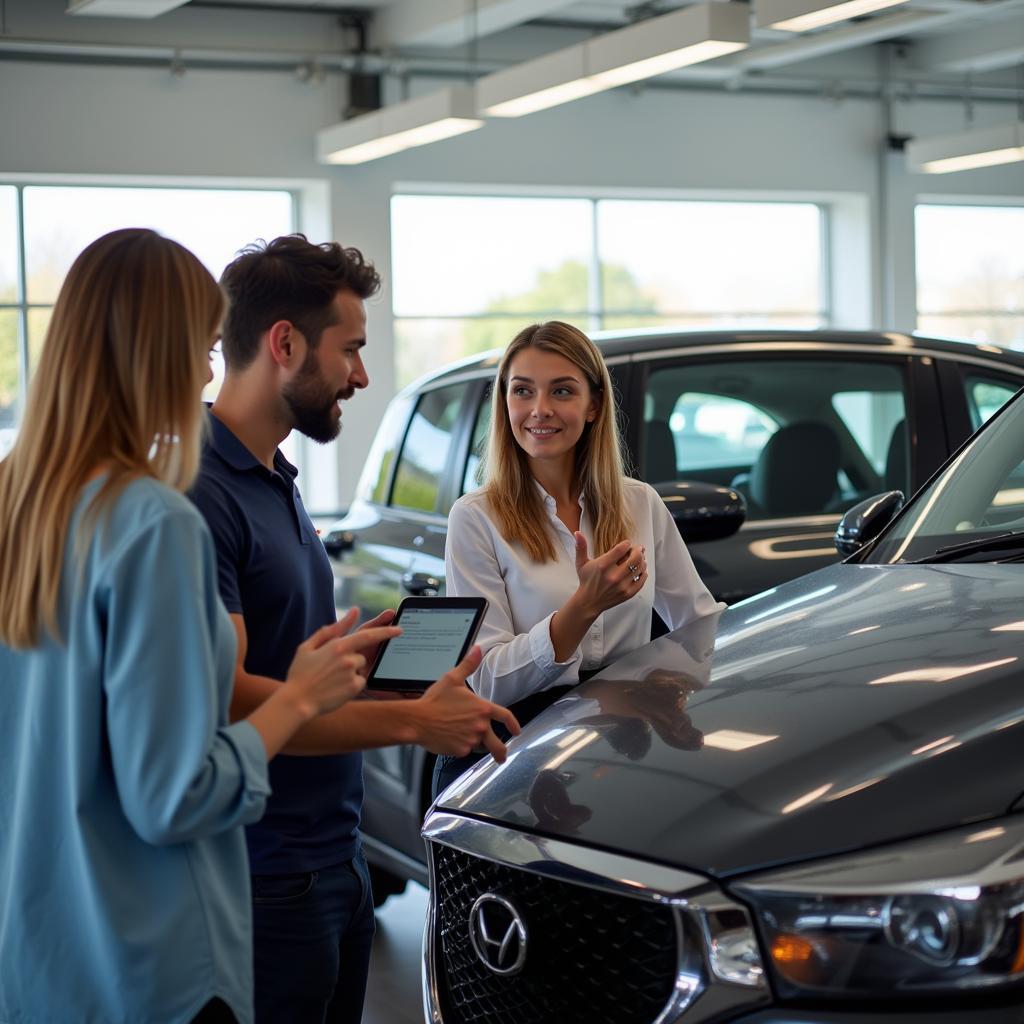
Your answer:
(353, 608), (397, 675)
(411, 646), (521, 761)
(284, 612), (401, 717)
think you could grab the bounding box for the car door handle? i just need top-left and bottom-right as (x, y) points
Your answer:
(402, 572), (441, 596)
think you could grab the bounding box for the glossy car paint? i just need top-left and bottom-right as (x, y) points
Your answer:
(437, 562), (1024, 877)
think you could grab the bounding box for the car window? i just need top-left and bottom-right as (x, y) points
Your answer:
(390, 383), (467, 513)
(666, 392), (777, 474)
(831, 390), (906, 482)
(643, 358), (909, 519)
(355, 393), (414, 504)
(462, 384), (493, 496)
(964, 375), (1019, 431)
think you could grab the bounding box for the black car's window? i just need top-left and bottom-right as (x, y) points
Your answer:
(390, 384), (467, 513)
(462, 385), (493, 496)
(964, 375), (1018, 431)
(643, 358), (909, 519)
(651, 391), (779, 476)
(355, 393), (414, 504)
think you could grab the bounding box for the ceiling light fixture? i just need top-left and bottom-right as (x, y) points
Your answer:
(317, 86), (483, 165)
(67, 0), (190, 15)
(905, 119), (1024, 174)
(754, 0), (910, 33)
(477, 2), (750, 118)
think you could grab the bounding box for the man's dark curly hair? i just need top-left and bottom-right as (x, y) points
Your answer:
(219, 234), (381, 370)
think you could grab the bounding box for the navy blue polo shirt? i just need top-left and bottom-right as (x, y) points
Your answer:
(189, 411), (361, 875)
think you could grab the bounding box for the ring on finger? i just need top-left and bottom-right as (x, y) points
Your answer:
(632, 573), (642, 583)
(628, 562), (639, 573)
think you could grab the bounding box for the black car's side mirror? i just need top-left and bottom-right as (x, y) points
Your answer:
(654, 481), (746, 544)
(835, 490), (904, 555)
(322, 529), (355, 558)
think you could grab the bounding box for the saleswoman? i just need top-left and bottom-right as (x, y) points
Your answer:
(435, 320), (722, 795)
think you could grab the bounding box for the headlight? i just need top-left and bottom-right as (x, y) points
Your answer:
(734, 817), (1024, 999)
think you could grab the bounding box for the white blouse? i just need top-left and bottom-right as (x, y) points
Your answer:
(444, 477), (724, 706)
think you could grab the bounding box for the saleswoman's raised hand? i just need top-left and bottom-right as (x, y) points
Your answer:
(572, 532), (647, 618)
(547, 535), (648, 664)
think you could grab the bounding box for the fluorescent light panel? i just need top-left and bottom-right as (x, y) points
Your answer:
(478, 2), (749, 118)
(67, 0), (189, 15)
(906, 120), (1024, 174)
(755, 0), (910, 32)
(317, 86), (483, 165)
(482, 47), (607, 118)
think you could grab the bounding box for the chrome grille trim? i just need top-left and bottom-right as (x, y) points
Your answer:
(421, 812), (771, 1024)
(423, 811), (707, 903)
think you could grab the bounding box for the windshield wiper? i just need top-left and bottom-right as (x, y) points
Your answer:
(911, 530), (1024, 564)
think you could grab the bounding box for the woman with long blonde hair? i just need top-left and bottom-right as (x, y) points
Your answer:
(434, 321), (720, 793)
(0, 229), (392, 1024)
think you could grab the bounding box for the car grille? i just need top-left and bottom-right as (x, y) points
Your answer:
(432, 842), (679, 1024)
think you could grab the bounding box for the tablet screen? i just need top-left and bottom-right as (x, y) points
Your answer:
(370, 603), (484, 685)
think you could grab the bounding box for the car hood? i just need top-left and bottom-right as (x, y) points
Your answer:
(438, 563), (1024, 877)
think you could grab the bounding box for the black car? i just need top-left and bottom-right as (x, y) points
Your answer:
(325, 329), (1024, 902)
(422, 382), (1024, 1023)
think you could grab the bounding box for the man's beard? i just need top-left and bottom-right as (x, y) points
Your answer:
(282, 350), (353, 444)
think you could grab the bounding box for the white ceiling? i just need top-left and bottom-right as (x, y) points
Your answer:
(2, 0), (1022, 103)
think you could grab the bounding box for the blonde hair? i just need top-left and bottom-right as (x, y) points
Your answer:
(0, 228), (224, 648)
(481, 321), (633, 563)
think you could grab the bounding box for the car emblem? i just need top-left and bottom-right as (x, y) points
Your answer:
(468, 893), (527, 975)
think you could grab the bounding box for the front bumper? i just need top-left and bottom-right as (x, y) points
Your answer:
(421, 812), (1024, 1024)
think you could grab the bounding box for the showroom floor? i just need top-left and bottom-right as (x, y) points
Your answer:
(364, 882), (429, 1023)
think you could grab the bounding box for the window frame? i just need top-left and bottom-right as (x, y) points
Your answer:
(914, 198), (1024, 346)
(0, 179), (305, 413)
(0, 175), (352, 515)
(390, 187), (836, 386)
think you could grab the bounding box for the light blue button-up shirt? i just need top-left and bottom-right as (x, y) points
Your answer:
(0, 477), (271, 1024)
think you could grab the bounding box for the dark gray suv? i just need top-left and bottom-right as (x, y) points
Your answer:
(324, 329), (1024, 903)
(422, 383), (1024, 1023)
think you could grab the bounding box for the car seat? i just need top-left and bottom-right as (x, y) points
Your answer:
(741, 421), (842, 517)
(644, 419), (678, 484)
(884, 419), (909, 493)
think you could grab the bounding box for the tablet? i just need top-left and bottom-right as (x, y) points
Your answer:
(365, 597), (488, 693)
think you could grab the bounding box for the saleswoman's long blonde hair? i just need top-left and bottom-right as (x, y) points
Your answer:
(0, 228), (224, 648)
(481, 321), (632, 563)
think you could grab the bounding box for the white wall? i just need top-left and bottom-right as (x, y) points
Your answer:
(1, 57), (1022, 501)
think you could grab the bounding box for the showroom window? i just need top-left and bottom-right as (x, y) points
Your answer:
(0, 184), (342, 512)
(391, 193), (828, 388)
(915, 203), (1024, 349)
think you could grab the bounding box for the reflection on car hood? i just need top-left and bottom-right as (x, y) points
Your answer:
(438, 563), (1024, 877)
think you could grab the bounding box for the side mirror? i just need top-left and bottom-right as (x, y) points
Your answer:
(322, 529), (355, 558)
(835, 490), (904, 556)
(654, 481), (746, 544)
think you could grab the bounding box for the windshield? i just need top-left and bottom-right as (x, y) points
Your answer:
(868, 391), (1024, 564)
